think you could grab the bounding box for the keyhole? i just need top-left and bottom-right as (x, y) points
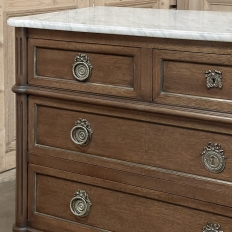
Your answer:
(210, 156), (216, 166)
(212, 77), (216, 83)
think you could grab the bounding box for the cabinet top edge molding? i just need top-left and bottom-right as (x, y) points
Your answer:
(7, 6), (232, 42)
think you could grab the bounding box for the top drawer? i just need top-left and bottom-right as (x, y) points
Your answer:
(153, 50), (232, 113)
(28, 38), (146, 99)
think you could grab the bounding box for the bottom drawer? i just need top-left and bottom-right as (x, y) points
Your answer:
(28, 164), (232, 232)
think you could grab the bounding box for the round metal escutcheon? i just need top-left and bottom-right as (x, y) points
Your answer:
(70, 125), (90, 146)
(73, 62), (91, 82)
(202, 150), (225, 174)
(70, 196), (91, 217)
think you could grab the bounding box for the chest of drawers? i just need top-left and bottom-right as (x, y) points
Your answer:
(8, 7), (232, 232)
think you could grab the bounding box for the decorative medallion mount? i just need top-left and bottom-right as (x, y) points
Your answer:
(72, 53), (93, 82)
(70, 190), (92, 217)
(203, 222), (223, 232)
(201, 142), (226, 174)
(70, 118), (93, 146)
(205, 70), (223, 90)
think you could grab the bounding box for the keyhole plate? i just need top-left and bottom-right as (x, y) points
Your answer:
(201, 143), (226, 174)
(205, 70), (223, 89)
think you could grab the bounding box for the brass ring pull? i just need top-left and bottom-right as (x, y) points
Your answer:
(201, 142), (226, 174)
(70, 190), (92, 217)
(203, 222), (223, 232)
(70, 118), (93, 146)
(72, 53), (93, 82)
(205, 70), (222, 90)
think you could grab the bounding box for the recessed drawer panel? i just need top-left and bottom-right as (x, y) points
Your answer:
(29, 97), (232, 182)
(153, 50), (232, 112)
(28, 38), (142, 99)
(28, 164), (232, 232)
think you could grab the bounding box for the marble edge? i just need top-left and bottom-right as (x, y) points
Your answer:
(7, 17), (232, 43)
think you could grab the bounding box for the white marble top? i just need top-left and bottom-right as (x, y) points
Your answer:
(7, 7), (232, 42)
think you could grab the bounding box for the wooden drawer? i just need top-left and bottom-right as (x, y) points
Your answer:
(28, 164), (232, 232)
(153, 50), (232, 112)
(28, 38), (144, 99)
(29, 152), (232, 214)
(29, 96), (232, 182)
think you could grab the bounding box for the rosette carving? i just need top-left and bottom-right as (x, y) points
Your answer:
(72, 53), (93, 82)
(70, 190), (92, 217)
(70, 118), (93, 146)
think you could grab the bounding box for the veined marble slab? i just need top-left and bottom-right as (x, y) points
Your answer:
(7, 7), (232, 42)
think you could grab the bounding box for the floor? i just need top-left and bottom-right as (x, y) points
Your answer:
(0, 169), (16, 232)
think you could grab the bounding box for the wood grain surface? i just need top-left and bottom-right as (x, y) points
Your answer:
(28, 38), (142, 99)
(26, 151), (232, 216)
(28, 29), (232, 55)
(14, 27), (28, 230)
(12, 12), (232, 232)
(27, 96), (232, 183)
(177, 0), (232, 11)
(5, 0), (76, 11)
(99, 0), (176, 8)
(153, 49), (232, 113)
(1, 0), (79, 174)
(28, 164), (232, 232)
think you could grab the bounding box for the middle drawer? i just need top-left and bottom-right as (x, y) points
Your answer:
(29, 96), (232, 182)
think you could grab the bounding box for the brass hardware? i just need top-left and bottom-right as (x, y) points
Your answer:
(205, 70), (222, 90)
(203, 222), (223, 232)
(70, 190), (92, 217)
(72, 53), (93, 82)
(70, 118), (93, 146)
(201, 142), (226, 174)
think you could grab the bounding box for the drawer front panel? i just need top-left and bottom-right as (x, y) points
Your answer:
(28, 38), (142, 99)
(164, 61), (232, 98)
(28, 164), (232, 232)
(29, 153), (232, 212)
(29, 97), (232, 182)
(153, 50), (232, 112)
(36, 48), (133, 87)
